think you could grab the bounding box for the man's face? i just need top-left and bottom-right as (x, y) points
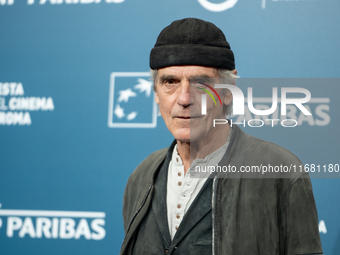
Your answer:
(155, 65), (231, 142)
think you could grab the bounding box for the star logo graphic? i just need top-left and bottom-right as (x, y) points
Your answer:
(117, 88), (137, 103)
(108, 72), (158, 128)
(134, 78), (153, 97)
(127, 111), (138, 121)
(114, 104), (125, 119)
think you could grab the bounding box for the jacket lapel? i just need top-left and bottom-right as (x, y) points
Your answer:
(152, 153), (172, 247)
(151, 140), (214, 248)
(170, 177), (213, 246)
(120, 142), (176, 255)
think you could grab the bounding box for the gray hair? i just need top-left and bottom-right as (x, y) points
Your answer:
(150, 68), (238, 116)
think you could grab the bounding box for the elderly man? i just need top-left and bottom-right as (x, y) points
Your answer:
(120, 18), (323, 255)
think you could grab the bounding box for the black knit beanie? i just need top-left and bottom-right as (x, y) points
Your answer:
(150, 18), (235, 70)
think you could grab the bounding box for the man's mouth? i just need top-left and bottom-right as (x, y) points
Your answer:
(175, 116), (200, 119)
(176, 116), (191, 119)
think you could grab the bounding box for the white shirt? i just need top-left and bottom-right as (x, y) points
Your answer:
(166, 139), (230, 240)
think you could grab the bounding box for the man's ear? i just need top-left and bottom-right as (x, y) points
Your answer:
(223, 89), (233, 106)
(223, 69), (237, 105)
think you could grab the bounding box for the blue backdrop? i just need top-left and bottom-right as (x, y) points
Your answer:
(0, 0), (339, 254)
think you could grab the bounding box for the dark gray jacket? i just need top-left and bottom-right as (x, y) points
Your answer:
(120, 125), (323, 255)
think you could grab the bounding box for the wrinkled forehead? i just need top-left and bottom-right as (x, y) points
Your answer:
(156, 66), (220, 81)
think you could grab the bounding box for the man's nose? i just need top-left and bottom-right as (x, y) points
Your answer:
(177, 80), (191, 107)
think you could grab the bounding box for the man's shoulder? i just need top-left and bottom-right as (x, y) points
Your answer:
(128, 147), (168, 185)
(235, 126), (302, 165)
(249, 134), (300, 162)
(122, 147), (169, 232)
(227, 126), (306, 180)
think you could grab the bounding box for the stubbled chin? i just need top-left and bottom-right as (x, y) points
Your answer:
(172, 128), (190, 142)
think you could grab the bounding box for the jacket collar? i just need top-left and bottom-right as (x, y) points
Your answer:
(152, 139), (214, 248)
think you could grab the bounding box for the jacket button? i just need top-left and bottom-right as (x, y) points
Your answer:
(165, 249), (169, 254)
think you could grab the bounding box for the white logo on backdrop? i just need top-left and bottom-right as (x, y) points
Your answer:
(197, 0), (238, 12)
(0, 82), (54, 126)
(108, 72), (157, 128)
(0, 205), (106, 240)
(0, 0), (125, 6)
(0, 0), (14, 5)
(319, 220), (327, 234)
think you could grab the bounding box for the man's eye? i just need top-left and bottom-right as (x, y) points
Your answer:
(162, 79), (179, 87)
(165, 79), (176, 84)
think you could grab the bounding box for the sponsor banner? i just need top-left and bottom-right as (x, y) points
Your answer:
(0, 205), (106, 240)
(0, 82), (54, 126)
(0, 0), (125, 6)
